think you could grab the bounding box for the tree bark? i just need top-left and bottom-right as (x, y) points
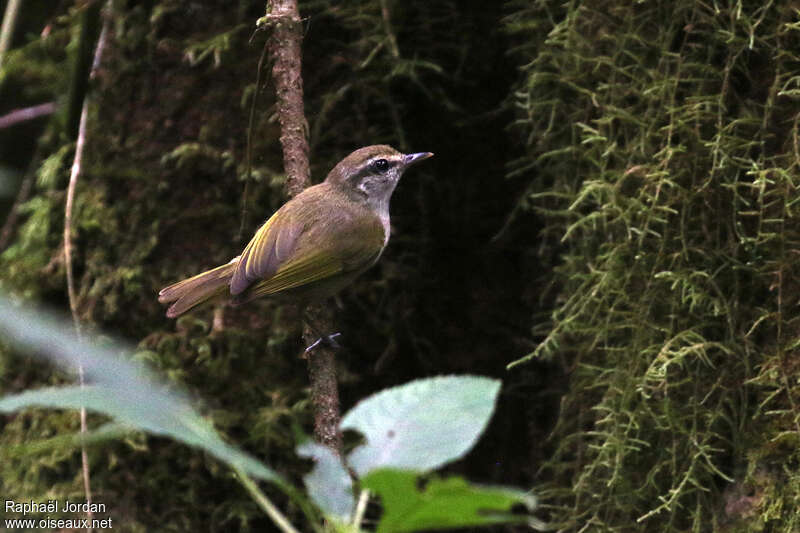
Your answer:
(266, 0), (309, 198)
(265, 0), (342, 453)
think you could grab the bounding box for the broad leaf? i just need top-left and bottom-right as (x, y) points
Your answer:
(0, 299), (280, 483)
(362, 469), (542, 533)
(340, 375), (500, 476)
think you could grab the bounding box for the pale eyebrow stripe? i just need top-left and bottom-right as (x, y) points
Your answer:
(368, 156), (401, 167)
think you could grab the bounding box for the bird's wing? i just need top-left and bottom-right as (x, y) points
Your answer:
(244, 213), (385, 298)
(230, 189), (385, 298)
(230, 204), (302, 295)
(244, 223), (384, 298)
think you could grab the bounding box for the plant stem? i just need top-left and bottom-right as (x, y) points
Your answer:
(352, 489), (369, 529)
(234, 468), (303, 533)
(64, 3), (111, 531)
(239, 38), (270, 242)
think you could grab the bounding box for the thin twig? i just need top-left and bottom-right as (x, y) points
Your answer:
(64, 62), (94, 533)
(238, 38), (270, 242)
(0, 0), (21, 69)
(265, 0), (342, 453)
(0, 102), (57, 129)
(63, 3), (111, 531)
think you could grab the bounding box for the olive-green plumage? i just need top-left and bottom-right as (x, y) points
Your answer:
(158, 145), (432, 318)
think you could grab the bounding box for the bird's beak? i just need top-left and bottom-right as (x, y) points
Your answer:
(402, 152), (434, 167)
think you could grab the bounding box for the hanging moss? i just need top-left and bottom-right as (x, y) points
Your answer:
(506, 1), (800, 530)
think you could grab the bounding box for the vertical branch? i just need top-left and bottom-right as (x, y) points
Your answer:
(265, 0), (342, 452)
(303, 304), (342, 451)
(63, 3), (111, 531)
(266, 0), (310, 197)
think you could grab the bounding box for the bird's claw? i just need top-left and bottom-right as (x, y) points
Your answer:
(305, 332), (342, 353)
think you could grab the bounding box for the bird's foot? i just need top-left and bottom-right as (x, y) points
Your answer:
(305, 332), (342, 354)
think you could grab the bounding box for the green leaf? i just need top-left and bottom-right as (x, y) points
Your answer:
(340, 376), (501, 476)
(296, 441), (354, 521)
(0, 298), (280, 483)
(361, 469), (542, 533)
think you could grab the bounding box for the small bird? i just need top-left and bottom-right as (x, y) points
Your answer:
(158, 145), (432, 328)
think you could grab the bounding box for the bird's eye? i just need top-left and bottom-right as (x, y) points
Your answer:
(372, 159), (390, 172)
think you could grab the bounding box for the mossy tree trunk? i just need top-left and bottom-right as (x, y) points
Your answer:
(507, 1), (800, 531)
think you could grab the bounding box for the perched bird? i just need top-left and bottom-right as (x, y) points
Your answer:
(158, 145), (432, 328)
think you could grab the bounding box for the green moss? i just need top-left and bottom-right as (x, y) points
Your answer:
(507, 1), (800, 530)
(183, 24), (247, 68)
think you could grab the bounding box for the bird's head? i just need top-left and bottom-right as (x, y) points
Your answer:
(326, 145), (433, 208)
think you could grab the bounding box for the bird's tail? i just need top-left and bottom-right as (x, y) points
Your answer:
(158, 260), (237, 318)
